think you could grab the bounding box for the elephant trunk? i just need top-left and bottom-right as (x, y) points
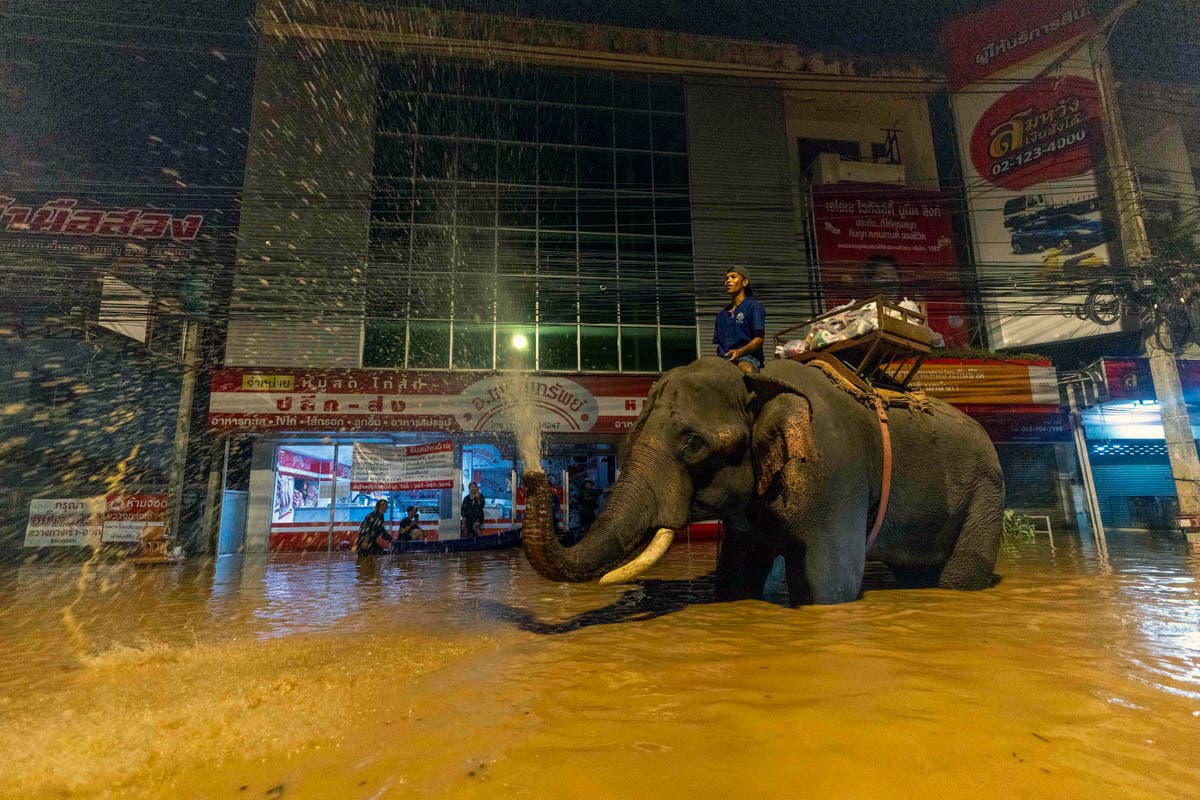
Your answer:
(521, 442), (691, 583)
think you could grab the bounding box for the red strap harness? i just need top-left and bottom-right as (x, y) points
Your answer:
(866, 396), (892, 552)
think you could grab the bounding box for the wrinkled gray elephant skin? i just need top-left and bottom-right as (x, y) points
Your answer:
(521, 357), (1004, 605)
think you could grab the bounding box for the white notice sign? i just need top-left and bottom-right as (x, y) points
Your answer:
(350, 441), (454, 492)
(24, 498), (105, 547)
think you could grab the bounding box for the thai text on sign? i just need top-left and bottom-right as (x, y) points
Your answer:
(350, 441), (455, 492)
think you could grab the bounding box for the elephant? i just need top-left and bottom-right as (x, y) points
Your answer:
(521, 356), (1004, 605)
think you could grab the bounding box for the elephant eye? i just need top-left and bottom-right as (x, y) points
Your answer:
(682, 433), (704, 452)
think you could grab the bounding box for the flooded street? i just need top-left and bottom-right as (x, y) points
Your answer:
(2, 534), (1198, 799)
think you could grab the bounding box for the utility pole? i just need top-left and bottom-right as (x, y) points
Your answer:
(1092, 43), (1200, 535)
(165, 316), (201, 557)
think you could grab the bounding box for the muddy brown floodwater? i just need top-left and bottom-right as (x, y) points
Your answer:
(1, 533), (1198, 799)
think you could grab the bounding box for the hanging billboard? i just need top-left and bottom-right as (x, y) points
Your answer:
(942, 0), (1120, 349)
(811, 185), (971, 347)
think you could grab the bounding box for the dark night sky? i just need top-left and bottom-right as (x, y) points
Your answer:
(0, 0), (1196, 198)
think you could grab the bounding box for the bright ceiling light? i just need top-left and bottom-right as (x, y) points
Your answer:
(511, 333), (529, 350)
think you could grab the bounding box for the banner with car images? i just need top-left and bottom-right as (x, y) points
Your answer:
(942, 0), (1121, 349)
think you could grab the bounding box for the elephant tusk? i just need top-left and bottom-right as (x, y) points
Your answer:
(598, 528), (676, 586)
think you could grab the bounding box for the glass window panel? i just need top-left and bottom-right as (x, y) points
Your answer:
(578, 191), (615, 235)
(615, 151), (653, 190)
(412, 180), (453, 224)
(453, 272), (495, 322)
(457, 226), (496, 270)
(496, 277), (537, 323)
(453, 323), (494, 370)
(380, 62), (418, 91)
(577, 149), (614, 188)
(654, 198), (692, 238)
(538, 324), (578, 371)
(456, 186), (497, 228)
(370, 178), (413, 224)
(362, 320), (407, 368)
(661, 326), (697, 369)
(538, 105), (576, 145)
(497, 142), (537, 184)
(659, 277), (696, 325)
(460, 97), (497, 139)
(614, 110), (652, 150)
(620, 274), (657, 325)
(653, 153), (689, 192)
(458, 141), (496, 182)
(416, 138), (454, 179)
(460, 64), (497, 98)
(652, 113), (687, 152)
(578, 235), (617, 323)
(373, 133), (414, 178)
(377, 93), (417, 132)
(497, 323), (536, 369)
(538, 231), (577, 274)
(497, 230), (537, 275)
(416, 59), (462, 94)
(498, 101), (538, 142)
(618, 235), (654, 273)
(539, 278), (577, 323)
(538, 145), (575, 186)
(538, 71), (575, 103)
(497, 65), (538, 100)
(417, 95), (461, 136)
(580, 325), (619, 370)
(612, 76), (649, 109)
(577, 72), (612, 106)
(538, 189), (576, 232)
(408, 272), (451, 319)
(498, 186), (536, 227)
(407, 321), (450, 368)
(616, 192), (654, 236)
(649, 80), (685, 113)
(621, 326), (658, 372)
(577, 107), (613, 148)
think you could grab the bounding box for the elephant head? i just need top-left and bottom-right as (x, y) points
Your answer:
(521, 357), (816, 584)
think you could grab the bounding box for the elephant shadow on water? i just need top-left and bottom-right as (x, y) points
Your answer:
(490, 563), (931, 635)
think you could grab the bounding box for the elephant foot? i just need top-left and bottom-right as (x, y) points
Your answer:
(938, 552), (994, 591)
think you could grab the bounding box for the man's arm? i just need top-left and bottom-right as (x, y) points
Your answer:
(725, 336), (763, 361)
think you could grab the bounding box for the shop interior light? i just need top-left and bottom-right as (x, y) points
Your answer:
(511, 333), (529, 350)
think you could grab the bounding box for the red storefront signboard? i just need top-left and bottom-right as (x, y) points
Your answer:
(811, 185), (970, 347)
(101, 493), (168, 544)
(1101, 358), (1200, 404)
(208, 370), (655, 435)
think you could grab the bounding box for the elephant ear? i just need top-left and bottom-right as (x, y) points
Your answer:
(744, 374), (818, 497)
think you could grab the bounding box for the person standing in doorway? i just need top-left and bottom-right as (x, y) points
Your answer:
(714, 266), (765, 374)
(575, 478), (600, 533)
(355, 498), (392, 557)
(461, 482), (486, 539)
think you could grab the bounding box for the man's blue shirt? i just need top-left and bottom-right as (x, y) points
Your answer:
(713, 296), (766, 362)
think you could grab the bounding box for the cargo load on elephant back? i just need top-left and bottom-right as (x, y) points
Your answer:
(521, 349), (1004, 606)
(773, 295), (933, 392)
